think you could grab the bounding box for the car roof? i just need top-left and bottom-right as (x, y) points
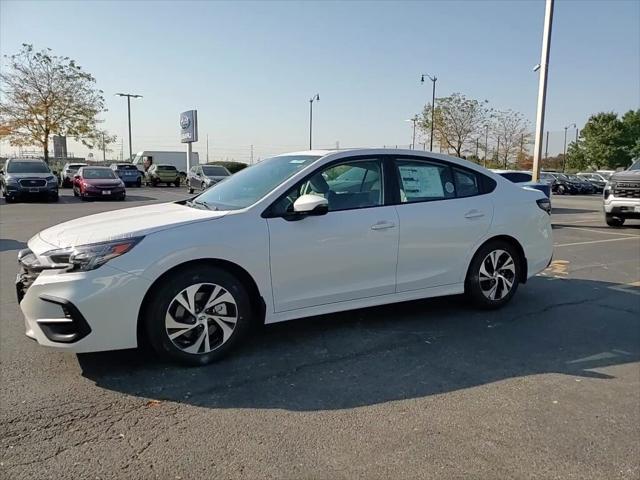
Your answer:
(7, 158), (46, 163)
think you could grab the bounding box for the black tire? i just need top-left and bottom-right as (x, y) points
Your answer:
(174, 179), (180, 187)
(557, 185), (566, 195)
(136, 178), (142, 188)
(144, 265), (253, 366)
(605, 214), (624, 227)
(188, 187), (194, 194)
(465, 240), (521, 310)
(49, 193), (59, 202)
(73, 188), (79, 197)
(118, 193), (126, 201)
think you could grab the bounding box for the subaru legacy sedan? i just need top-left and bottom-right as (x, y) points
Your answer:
(16, 149), (553, 365)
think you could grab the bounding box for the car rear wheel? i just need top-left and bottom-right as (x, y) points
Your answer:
(556, 184), (566, 195)
(465, 240), (520, 310)
(144, 266), (253, 366)
(605, 214), (625, 227)
(136, 178), (142, 188)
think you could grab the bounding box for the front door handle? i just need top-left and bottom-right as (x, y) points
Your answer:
(371, 221), (396, 230)
(464, 210), (485, 219)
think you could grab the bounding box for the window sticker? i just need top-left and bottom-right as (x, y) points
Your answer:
(399, 165), (444, 198)
(445, 181), (455, 194)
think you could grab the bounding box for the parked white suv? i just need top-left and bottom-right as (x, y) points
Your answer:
(16, 149), (553, 365)
(603, 159), (640, 227)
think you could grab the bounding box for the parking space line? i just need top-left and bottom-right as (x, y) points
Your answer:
(608, 282), (640, 296)
(556, 226), (640, 237)
(555, 237), (640, 248)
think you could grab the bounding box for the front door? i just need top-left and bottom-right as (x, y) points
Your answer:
(267, 158), (399, 312)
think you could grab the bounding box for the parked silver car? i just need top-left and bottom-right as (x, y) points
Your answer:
(187, 164), (231, 194)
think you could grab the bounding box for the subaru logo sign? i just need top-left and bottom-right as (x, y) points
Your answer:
(180, 110), (198, 143)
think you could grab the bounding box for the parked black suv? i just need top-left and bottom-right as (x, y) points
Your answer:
(1, 158), (59, 202)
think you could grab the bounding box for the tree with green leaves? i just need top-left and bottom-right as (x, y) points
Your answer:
(0, 44), (106, 163)
(418, 93), (491, 158)
(566, 110), (638, 170)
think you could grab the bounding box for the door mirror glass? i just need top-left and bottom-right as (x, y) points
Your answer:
(292, 194), (328, 215)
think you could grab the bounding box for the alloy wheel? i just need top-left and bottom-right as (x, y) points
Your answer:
(478, 249), (516, 301)
(165, 282), (238, 355)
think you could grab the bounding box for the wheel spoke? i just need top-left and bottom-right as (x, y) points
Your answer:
(487, 282), (498, 300)
(211, 316), (235, 343)
(183, 328), (206, 354)
(165, 311), (194, 330)
(479, 262), (492, 280)
(204, 290), (235, 312)
(501, 275), (513, 290)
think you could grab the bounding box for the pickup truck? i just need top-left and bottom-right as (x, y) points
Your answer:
(603, 159), (640, 227)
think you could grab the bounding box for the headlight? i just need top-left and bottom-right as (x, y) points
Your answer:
(5, 177), (18, 185)
(42, 237), (144, 272)
(46, 175), (57, 183)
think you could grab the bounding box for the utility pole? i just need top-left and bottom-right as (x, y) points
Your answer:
(206, 134), (209, 163)
(475, 138), (479, 159)
(484, 124), (489, 167)
(102, 132), (106, 162)
(562, 122), (576, 172)
(115, 93), (142, 161)
(420, 74), (437, 151)
(250, 144), (254, 165)
(544, 131), (549, 160)
(309, 93), (319, 149)
(496, 138), (500, 165)
(531, 0), (554, 181)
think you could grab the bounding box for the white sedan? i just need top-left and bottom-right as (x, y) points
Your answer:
(17, 149), (553, 365)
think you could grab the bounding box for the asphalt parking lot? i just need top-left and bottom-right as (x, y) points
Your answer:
(1, 188), (639, 479)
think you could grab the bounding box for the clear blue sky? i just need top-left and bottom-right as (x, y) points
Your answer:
(1, 0), (638, 162)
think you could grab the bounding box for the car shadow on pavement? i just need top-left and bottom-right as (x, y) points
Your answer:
(0, 238), (27, 252)
(553, 223), (640, 231)
(78, 276), (640, 411)
(551, 207), (597, 215)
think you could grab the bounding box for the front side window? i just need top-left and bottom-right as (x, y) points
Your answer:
(395, 160), (455, 203)
(271, 159), (383, 214)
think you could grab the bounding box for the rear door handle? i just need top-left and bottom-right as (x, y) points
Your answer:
(371, 221), (396, 230)
(464, 210), (485, 219)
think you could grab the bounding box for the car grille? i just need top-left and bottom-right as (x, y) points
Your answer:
(18, 179), (46, 187)
(613, 184), (640, 198)
(95, 184), (118, 189)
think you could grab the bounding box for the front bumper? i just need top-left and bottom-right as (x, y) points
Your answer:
(5, 183), (58, 197)
(603, 195), (640, 217)
(82, 186), (125, 198)
(17, 250), (152, 352)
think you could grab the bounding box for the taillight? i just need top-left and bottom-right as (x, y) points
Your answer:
(536, 198), (551, 215)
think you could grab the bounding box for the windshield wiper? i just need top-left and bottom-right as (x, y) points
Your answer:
(187, 199), (217, 210)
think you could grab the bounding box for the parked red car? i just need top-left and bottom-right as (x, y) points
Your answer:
(73, 166), (126, 201)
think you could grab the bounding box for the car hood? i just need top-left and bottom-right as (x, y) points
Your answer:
(6, 172), (53, 179)
(610, 170), (640, 183)
(33, 202), (228, 251)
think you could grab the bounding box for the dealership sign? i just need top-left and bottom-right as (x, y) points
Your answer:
(180, 110), (198, 143)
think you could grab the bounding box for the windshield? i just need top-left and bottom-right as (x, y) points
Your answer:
(555, 173), (569, 180)
(117, 164), (138, 170)
(67, 164), (86, 171)
(158, 165), (177, 171)
(202, 166), (229, 176)
(628, 160), (640, 171)
(83, 168), (117, 179)
(194, 154), (321, 210)
(598, 171), (612, 179)
(6, 161), (50, 174)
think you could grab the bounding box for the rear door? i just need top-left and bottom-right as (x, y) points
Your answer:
(392, 157), (494, 292)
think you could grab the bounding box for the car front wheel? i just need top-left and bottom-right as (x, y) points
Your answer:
(144, 266), (253, 365)
(605, 214), (625, 227)
(465, 240), (520, 309)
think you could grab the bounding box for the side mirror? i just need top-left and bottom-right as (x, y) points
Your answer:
(292, 194), (329, 216)
(52, 170), (58, 176)
(0, 170), (4, 175)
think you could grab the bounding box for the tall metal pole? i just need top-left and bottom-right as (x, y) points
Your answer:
(430, 78), (436, 151)
(127, 96), (132, 161)
(531, 0), (554, 182)
(475, 138), (479, 159)
(484, 124), (489, 167)
(116, 93), (142, 161)
(102, 132), (106, 162)
(544, 131), (549, 160)
(309, 94), (319, 150)
(412, 118), (417, 150)
(562, 122), (575, 172)
(206, 134), (209, 163)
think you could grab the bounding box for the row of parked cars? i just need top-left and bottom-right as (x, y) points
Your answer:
(491, 169), (611, 197)
(1, 158), (234, 202)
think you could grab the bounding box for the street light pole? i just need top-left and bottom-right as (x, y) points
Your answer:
(531, 0), (554, 182)
(484, 124), (489, 167)
(562, 122), (576, 172)
(420, 74), (437, 151)
(405, 116), (417, 149)
(309, 93), (319, 150)
(116, 93), (142, 161)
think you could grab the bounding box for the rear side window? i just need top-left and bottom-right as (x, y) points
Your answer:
(453, 168), (480, 197)
(395, 160), (455, 203)
(500, 172), (532, 183)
